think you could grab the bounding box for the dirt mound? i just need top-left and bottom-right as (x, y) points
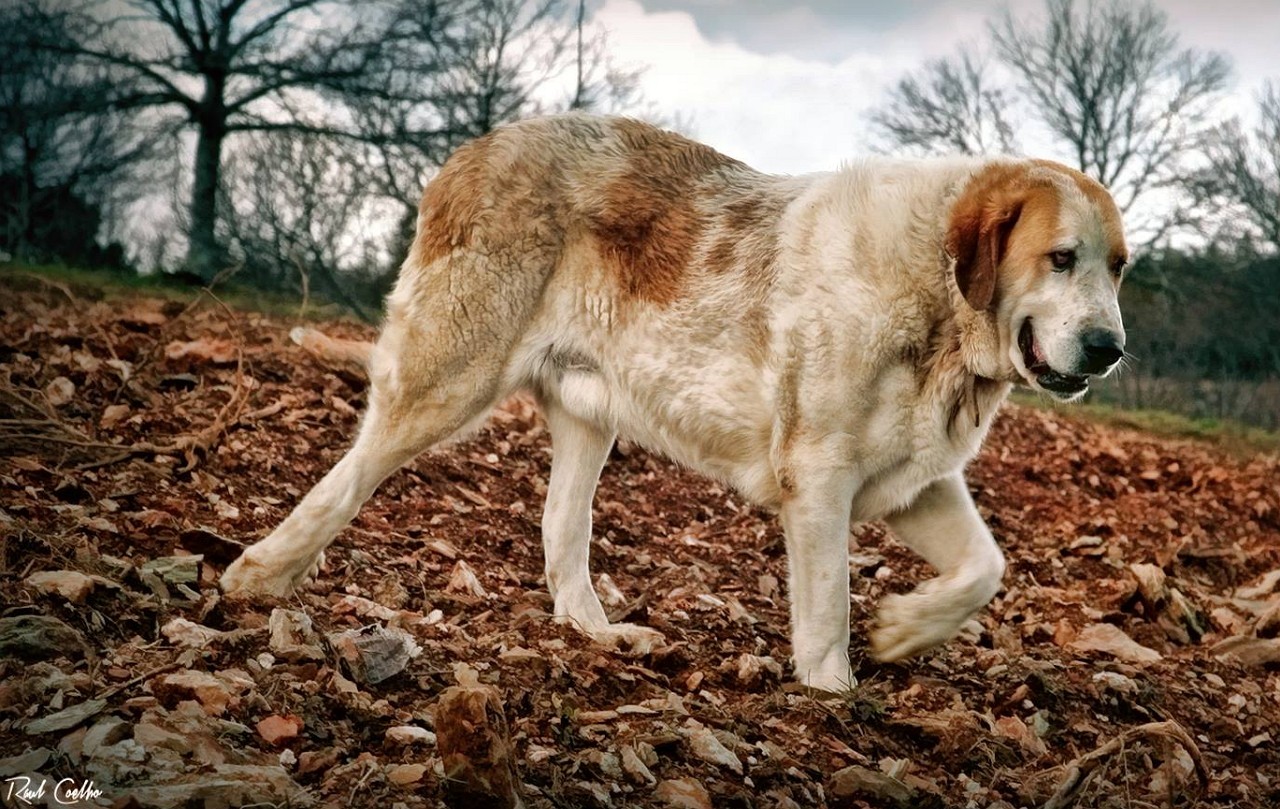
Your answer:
(2, 278), (1279, 808)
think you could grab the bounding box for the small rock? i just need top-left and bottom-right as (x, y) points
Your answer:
(24, 570), (96, 604)
(446, 560), (487, 597)
(387, 763), (427, 786)
(682, 721), (743, 774)
(24, 699), (107, 735)
(828, 764), (915, 804)
(583, 750), (623, 780)
(1129, 563), (1167, 606)
(1092, 671), (1138, 695)
(1068, 623), (1162, 664)
(0, 748), (52, 777)
(0, 615), (86, 660)
(730, 653), (784, 686)
(993, 715), (1048, 757)
(83, 717), (130, 757)
(134, 718), (192, 753)
(139, 555), (202, 599)
(1237, 569), (1280, 600)
(596, 573), (627, 607)
(654, 777), (712, 809)
(257, 714), (304, 745)
(1212, 635), (1280, 667)
(45, 376), (75, 407)
(101, 403), (130, 429)
(86, 738), (147, 784)
(59, 726), (87, 763)
(620, 744), (656, 785)
(328, 624), (422, 684)
(269, 609), (325, 662)
(140, 555), (202, 584)
(152, 670), (249, 716)
(297, 748), (341, 776)
(126, 763), (307, 808)
(437, 680), (523, 809)
(161, 618), (224, 648)
(386, 725), (436, 745)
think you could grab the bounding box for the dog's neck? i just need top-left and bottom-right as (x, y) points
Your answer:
(950, 289), (1014, 384)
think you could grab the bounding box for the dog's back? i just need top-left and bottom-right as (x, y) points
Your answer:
(380, 115), (818, 501)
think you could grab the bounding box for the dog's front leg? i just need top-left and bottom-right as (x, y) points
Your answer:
(872, 473), (1006, 661)
(779, 464), (859, 693)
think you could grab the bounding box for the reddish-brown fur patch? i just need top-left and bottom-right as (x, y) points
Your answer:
(946, 163), (1065, 309)
(588, 119), (744, 305)
(1031, 159), (1129, 271)
(412, 134), (495, 266)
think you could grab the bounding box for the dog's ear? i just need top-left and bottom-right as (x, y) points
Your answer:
(946, 192), (1023, 312)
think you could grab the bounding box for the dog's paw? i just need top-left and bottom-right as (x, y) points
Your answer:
(221, 550), (324, 596)
(791, 649), (857, 694)
(793, 668), (858, 696)
(585, 623), (667, 656)
(870, 590), (966, 662)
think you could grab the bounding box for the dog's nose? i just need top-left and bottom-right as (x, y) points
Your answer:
(1080, 329), (1124, 374)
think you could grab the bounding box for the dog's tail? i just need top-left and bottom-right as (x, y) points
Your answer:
(289, 327), (374, 373)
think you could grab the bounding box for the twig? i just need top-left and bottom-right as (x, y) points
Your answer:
(1041, 720), (1210, 809)
(0, 386), (60, 421)
(164, 287), (252, 473)
(347, 757), (378, 806)
(95, 661), (184, 701)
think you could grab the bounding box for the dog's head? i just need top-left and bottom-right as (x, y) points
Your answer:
(947, 160), (1128, 401)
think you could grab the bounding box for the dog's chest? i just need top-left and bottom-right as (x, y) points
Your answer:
(849, 370), (999, 520)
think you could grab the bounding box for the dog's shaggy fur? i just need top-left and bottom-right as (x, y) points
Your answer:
(223, 114), (1128, 692)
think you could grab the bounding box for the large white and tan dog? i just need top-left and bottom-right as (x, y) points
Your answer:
(222, 114), (1128, 692)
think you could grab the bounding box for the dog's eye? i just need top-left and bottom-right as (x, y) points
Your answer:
(1049, 249), (1076, 272)
(1111, 257), (1128, 277)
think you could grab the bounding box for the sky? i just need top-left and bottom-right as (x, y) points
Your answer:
(583, 0), (1280, 175)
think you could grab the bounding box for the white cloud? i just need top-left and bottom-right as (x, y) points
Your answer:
(592, 0), (1278, 176)
(591, 0), (906, 173)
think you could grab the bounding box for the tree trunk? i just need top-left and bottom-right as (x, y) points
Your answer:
(186, 119), (225, 282)
(187, 64), (228, 283)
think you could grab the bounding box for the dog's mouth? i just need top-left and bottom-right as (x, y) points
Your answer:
(1018, 319), (1089, 397)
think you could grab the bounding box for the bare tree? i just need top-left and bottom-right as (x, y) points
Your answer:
(1194, 81), (1280, 252)
(23, 0), (636, 289)
(0, 0), (151, 263)
(870, 47), (1015, 156)
(219, 130), (387, 319)
(29, 0), (454, 280)
(990, 0), (1230, 243)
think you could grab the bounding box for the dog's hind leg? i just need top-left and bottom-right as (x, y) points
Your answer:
(870, 473), (1006, 661)
(221, 246), (549, 596)
(540, 400), (666, 654)
(220, 347), (506, 596)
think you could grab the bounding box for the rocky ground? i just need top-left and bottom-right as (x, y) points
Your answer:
(2, 272), (1279, 809)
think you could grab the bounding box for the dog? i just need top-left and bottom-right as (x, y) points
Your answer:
(222, 113), (1127, 692)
